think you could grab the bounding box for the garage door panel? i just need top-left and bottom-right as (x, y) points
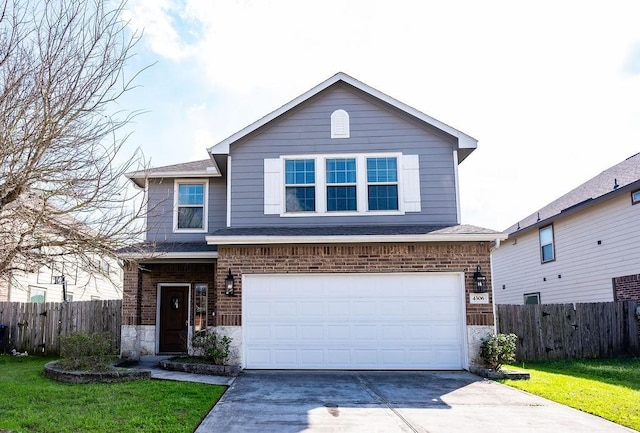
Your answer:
(243, 273), (464, 370)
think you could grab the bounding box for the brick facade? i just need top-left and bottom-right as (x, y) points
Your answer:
(613, 273), (640, 301)
(122, 262), (216, 326)
(215, 242), (494, 327)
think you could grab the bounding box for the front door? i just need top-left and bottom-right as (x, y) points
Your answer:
(159, 285), (189, 353)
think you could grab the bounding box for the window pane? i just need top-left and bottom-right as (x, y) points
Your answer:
(368, 185), (399, 210)
(286, 186), (315, 212)
(524, 293), (540, 305)
(367, 157), (398, 182)
(178, 207), (204, 229)
(541, 244), (554, 262)
(285, 159), (315, 185)
(327, 186), (357, 211)
(30, 288), (46, 304)
(539, 226), (553, 245)
(326, 158), (356, 184)
(178, 184), (204, 205)
(194, 284), (207, 332)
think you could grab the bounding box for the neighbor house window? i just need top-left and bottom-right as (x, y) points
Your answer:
(30, 287), (46, 304)
(175, 180), (208, 231)
(367, 157), (399, 210)
(285, 159), (316, 212)
(539, 225), (555, 263)
(326, 158), (357, 211)
(524, 292), (540, 305)
(632, 190), (640, 205)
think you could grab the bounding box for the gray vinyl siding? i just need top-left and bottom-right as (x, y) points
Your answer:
(492, 193), (640, 304)
(146, 177), (227, 242)
(230, 83), (459, 227)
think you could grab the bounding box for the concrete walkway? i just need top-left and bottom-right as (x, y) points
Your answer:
(133, 356), (236, 386)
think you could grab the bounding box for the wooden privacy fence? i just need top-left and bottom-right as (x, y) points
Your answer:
(497, 301), (639, 361)
(0, 300), (122, 356)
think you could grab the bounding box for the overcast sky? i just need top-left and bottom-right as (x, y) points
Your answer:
(119, 0), (640, 231)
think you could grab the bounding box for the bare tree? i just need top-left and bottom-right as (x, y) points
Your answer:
(0, 0), (148, 279)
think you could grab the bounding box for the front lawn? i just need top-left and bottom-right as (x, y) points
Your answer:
(0, 355), (226, 433)
(500, 357), (640, 431)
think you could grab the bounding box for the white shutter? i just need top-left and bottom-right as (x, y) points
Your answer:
(264, 158), (282, 214)
(402, 155), (421, 212)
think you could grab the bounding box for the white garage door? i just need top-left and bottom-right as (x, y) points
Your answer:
(243, 272), (465, 370)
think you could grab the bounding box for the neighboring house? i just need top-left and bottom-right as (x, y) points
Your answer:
(0, 256), (123, 303)
(492, 153), (640, 305)
(120, 72), (505, 370)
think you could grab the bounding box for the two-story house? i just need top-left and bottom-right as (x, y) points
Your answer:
(492, 153), (640, 305)
(120, 73), (505, 370)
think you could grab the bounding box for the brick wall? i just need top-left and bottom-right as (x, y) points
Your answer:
(215, 242), (494, 327)
(122, 261), (216, 326)
(613, 274), (640, 301)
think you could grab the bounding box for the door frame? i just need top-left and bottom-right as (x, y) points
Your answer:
(156, 283), (191, 354)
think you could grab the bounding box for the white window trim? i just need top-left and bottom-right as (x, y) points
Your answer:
(279, 153), (405, 217)
(173, 179), (209, 233)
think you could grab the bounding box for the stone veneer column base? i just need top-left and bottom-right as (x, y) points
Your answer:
(120, 325), (156, 359)
(467, 325), (495, 368)
(213, 326), (243, 367)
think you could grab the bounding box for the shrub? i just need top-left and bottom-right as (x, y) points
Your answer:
(480, 333), (518, 371)
(58, 332), (116, 371)
(192, 331), (232, 365)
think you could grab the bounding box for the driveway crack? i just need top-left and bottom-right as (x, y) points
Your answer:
(354, 373), (430, 433)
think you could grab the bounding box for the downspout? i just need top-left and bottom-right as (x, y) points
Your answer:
(453, 150), (461, 224)
(490, 237), (502, 333)
(226, 156), (232, 227)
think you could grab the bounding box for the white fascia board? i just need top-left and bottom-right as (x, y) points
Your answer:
(206, 233), (507, 245)
(207, 72), (477, 157)
(119, 251), (218, 260)
(126, 168), (221, 188)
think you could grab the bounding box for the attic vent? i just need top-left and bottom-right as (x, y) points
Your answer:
(331, 109), (350, 138)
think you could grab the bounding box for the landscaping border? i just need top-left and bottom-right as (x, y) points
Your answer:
(44, 361), (151, 383)
(160, 357), (240, 376)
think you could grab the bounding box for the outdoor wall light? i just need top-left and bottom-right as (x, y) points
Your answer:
(225, 269), (235, 296)
(473, 265), (487, 293)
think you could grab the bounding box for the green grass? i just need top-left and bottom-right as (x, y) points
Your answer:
(500, 357), (640, 431)
(0, 355), (227, 433)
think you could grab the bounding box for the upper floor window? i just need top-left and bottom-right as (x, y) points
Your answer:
(330, 109), (350, 138)
(539, 225), (555, 263)
(285, 159), (315, 212)
(367, 157), (399, 211)
(265, 153), (420, 217)
(174, 180), (208, 232)
(632, 190), (640, 205)
(326, 158), (357, 211)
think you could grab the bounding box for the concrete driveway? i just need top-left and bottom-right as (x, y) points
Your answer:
(195, 371), (635, 433)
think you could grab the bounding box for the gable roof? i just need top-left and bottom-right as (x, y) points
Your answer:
(125, 159), (219, 188)
(506, 152), (640, 235)
(207, 72), (478, 162)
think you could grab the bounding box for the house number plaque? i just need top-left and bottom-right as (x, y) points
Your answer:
(469, 293), (489, 304)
